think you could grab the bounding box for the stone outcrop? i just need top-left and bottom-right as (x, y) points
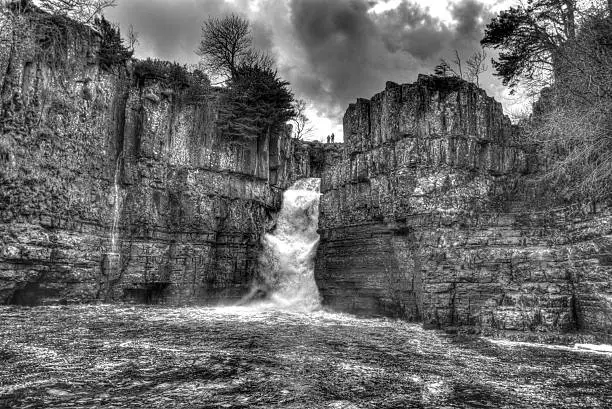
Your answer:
(1, 6), (610, 343)
(315, 76), (612, 341)
(274, 139), (342, 185)
(0, 7), (308, 305)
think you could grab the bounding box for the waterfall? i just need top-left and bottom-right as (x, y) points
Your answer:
(110, 158), (122, 255)
(101, 157), (123, 300)
(256, 178), (321, 310)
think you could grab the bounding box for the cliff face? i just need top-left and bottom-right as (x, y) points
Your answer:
(0, 9), (303, 305)
(1, 8), (609, 341)
(315, 76), (612, 340)
(275, 139), (342, 185)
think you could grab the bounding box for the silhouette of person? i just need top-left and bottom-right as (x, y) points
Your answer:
(331, 133), (335, 143)
(326, 135), (330, 143)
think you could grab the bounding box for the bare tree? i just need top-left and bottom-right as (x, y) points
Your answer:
(126, 23), (138, 52)
(519, 6), (612, 202)
(38, 0), (117, 24)
(291, 99), (313, 140)
(452, 50), (463, 79)
(466, 49), (488, 87)
(524, 100), (612, 202)
(240, 48), (274, 72)
(197, 14), (251, 81)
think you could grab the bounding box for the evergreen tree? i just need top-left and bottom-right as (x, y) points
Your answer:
(217, 59), (294, 142)
(94, 15), (132, 70)
(198, 14), (296, 142)
(481, 0), (578, 89)
(485, 0), (612, 202)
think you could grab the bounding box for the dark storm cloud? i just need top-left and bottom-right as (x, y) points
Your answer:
(286, 0), (387, 108)
(451, 0), (488, 38)
(375, 3), (438, 47)
(375, 2), (449, 59)
(251, 20), (274, 52)
(106, 0), (502, 138)
(373, 0), (491, 60)
(281, 0), (493, 124)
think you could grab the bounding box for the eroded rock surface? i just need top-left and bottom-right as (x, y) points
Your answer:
(315, 76), (612, 340)
(0, 8), (310, 305)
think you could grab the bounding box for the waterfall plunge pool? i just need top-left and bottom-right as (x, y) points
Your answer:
(3, 180), (611, 407)
(1, 305), (611, 408)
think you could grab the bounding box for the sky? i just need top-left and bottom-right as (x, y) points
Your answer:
(106, 0), (525, 142)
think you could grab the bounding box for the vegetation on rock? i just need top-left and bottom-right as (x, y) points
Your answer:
(198, 14), (295, 143)
(433, 49), (489, 87)
(483, 0), (612, 202)
(197, 14), (251, 82)
(217, 60), (294, 143)
(38, 0), (117, 25)
(133, 59), (211, 104)
(94, 14), (131, 71)
(1, 1), (130, 72)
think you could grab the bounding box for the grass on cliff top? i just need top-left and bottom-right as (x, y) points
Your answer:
(0, 305), (611, 408)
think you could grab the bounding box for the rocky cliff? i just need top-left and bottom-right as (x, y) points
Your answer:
(0, 7), (309, 305)
(275, 139), (342, 185)
(315, 76), (612, 340)
(1, 6), (609, 342)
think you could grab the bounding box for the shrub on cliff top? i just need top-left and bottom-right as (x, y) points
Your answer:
(133, 59), (190, 88)
(133, 59), (211, 104)
(2, 2), (130, 71)
(8, 3), (90, 69)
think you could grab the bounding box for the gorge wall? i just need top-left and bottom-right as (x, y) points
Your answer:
(0, 7), (321, 305)
(1, 6), (610, 342)
(314, 76), (612, 341)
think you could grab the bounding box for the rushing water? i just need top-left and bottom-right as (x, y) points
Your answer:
(256, 178), (321, 310)
(109, 157), (122, 255)
(8, 175), (606, 407)
(1, 305), (611, 408)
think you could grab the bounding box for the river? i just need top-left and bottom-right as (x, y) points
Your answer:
(0, 305), (611, 408)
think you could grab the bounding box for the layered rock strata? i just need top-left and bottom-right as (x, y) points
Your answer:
(315, 76), (612, 340)
(0, 8), (307, 305)
(274, 139), (342, 185)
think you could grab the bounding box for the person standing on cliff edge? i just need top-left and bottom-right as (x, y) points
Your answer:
(326, 135), (330, 143)
(331, 133), (335, 143)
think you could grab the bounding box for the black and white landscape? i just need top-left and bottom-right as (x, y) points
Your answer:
(0, 0), (611, 408)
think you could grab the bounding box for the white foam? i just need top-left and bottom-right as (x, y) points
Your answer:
(257, 178), (322, 311)
(574, 343), (612, 354)
(489, 339), (612, 355)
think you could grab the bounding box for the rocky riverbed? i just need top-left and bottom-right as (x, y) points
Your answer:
(0, 305), (611, 408)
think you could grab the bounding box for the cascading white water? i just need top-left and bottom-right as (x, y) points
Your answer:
(101, 158), (123, 300)
(110, 158), (122, 255)
(257, 178), (321, 311)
